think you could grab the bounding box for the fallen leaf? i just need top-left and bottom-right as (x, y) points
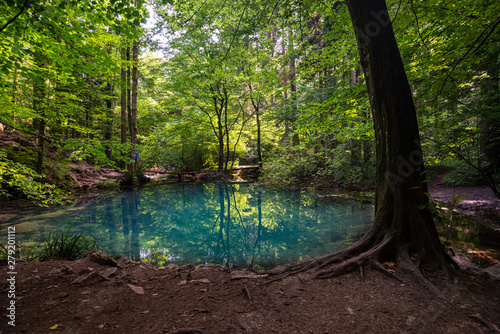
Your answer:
(141, 310), (150, 314)
(49, 324), (58, 330)
(127, 284), (145, 295)
(383, 261), (395, 267)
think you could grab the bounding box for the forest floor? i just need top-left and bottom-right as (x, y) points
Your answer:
(1, 167), (500, 333)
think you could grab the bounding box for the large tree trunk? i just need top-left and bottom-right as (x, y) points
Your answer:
(286, 0), (455, 279)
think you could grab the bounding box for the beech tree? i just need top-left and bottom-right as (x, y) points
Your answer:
(285, 0), (458, 279)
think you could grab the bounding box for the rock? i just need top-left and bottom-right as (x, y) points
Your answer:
(117, 274), (136, 284)
(230, 270), (268, 280)
(99, 267), (118, 278)
(78, 268), (92, 276)
(449, 247), (480, 273)
(190, 279), (211, 284)
(194, 264), (223, 271)
(44, 265), (75, 278)
(165, 264), (179, 270)
(139, 261), (158, 271)
(483, 262), (500, 280)
(72, 271), (107, 285)
(118, 256), (137, 268)
(84, 250), (118, 266)
(127, 284), (144, 295)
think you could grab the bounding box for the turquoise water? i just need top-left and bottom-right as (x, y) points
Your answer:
(1, 184), (373, 271)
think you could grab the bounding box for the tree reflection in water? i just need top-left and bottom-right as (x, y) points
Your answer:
(4, 184), (373, 272)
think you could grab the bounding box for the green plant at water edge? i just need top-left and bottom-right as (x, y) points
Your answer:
(22, 226), (107, 261)
(97, 179), (120, 190)
(0, 244), (8, 259)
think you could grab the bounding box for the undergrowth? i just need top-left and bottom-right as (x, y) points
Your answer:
(260, 144), (375, 189)
(0, 226), (109, 261)
(441, 169), (486, 186)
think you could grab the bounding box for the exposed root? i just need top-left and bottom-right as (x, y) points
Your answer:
(266, 234), (456, 300)
(396, 248), (447, 300)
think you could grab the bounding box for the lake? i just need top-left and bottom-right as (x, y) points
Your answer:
(0, 184), (374, 271)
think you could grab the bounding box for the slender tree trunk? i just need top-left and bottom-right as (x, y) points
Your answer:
(127, 47), (132, 139)
(128, 39), (139, 180)
(105, 80), (114, 160)
(224, 88), (230, 171)
(289, 28), (299, 146)
(256, 106), (262, 168)
(120, 46), (128, 169)
(33, 52), (45, 174)
(214, 93), (224, 171)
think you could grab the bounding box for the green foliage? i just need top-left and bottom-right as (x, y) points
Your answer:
(97, 179), (121, 190)
(64, 139), (130, 168)
(21, 226), (105, 262)
(441, 169), (486, 187)
(261, 142), (375, 189)
(261, 146), (323, 188)
(424, 164), (456, 181)
(0, 150), (68, 206)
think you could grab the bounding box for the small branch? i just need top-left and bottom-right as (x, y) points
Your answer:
(434, 15), (500, 100)
(0, 0), (29, 33)
(242, 286), (252, 302)
(410, 0), (429, 51)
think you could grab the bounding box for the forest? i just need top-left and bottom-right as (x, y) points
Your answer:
(1, 1), (500, 332)
(0, 0), (498, 205)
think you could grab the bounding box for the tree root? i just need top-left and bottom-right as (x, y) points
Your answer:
(266, 234), (456, 299)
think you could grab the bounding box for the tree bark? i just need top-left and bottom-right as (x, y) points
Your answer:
(33, 51), (45, 174)
(256, 105), (263, 168)
(120, 46), (128, 169)
(105, 80), (114, 160)
(127, 39), (139, 181)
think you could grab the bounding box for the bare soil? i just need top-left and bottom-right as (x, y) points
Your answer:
(1, 254), (499, 334)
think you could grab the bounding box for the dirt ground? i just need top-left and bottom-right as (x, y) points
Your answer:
(0, 252), (499, 334)
(1, 169), (500, 333)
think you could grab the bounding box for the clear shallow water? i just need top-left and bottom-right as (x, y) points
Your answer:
(1, 184), (373, 271)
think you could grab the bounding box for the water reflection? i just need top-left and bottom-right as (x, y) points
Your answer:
(0, 184), (373, 271)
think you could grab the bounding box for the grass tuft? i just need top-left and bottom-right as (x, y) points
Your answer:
(1, 225), (108, 261)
